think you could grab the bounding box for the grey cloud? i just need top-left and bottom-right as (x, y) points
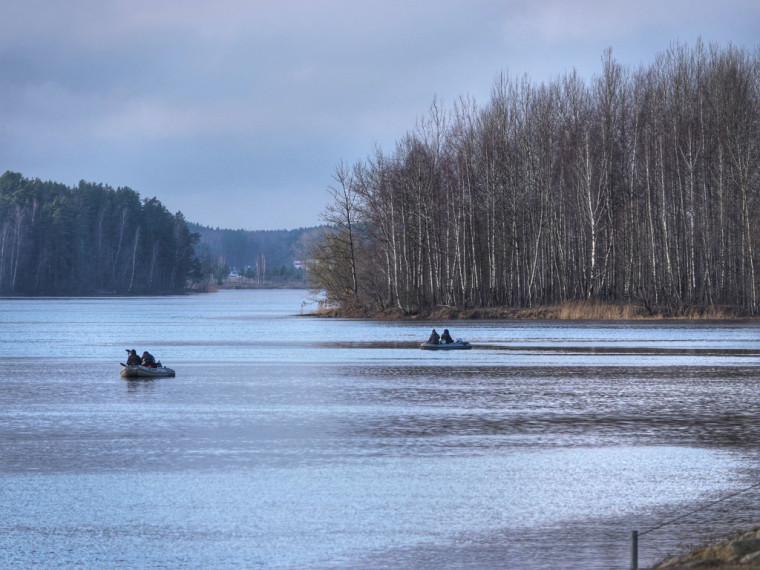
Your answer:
(2, 0), (758, 229)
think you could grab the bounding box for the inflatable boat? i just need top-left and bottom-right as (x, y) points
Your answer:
(120, 364), (176, 378)
(420, 341), (472, 350)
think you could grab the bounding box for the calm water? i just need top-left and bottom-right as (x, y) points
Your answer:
(1, 290), (760, 569)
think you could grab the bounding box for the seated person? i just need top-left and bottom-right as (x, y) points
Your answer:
(440, 329), (454, 344)
(141, 351), (156, 368)
(428, 329), (440, 345)
(126, 349), (141, 365)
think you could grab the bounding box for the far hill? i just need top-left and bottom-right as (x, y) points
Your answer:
(189, 223), (324, 288)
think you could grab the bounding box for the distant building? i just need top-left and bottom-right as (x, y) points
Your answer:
(293, 260), (303, 269)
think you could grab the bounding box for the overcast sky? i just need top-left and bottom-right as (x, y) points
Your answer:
(2, 0), (758, 230)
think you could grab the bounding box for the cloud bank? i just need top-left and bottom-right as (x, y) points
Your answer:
(2, 0), (758, 229)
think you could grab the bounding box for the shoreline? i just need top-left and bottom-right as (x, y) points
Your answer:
(307, 301), (759, 321)
(652, 527), (760, 568)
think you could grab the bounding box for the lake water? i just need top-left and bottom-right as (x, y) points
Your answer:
(1, 290), (759, 569)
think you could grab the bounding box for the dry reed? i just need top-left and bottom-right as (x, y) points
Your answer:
(311, 299), (752, 320)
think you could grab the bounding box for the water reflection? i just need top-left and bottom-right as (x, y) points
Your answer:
(1, 291), (759, 569)
(325, 340), (760, 357)
(334, 363), (760, 451)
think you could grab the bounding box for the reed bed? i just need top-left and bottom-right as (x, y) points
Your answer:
(312, 301), (752, 320)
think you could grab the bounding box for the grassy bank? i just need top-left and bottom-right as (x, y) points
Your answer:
(653, 527), (760, 568)
(310, 301), (756, 320)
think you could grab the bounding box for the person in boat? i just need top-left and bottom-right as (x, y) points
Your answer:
(126, 349), (141, 365)
(440, 329), (454, 344)
(428, 329), (440, 345)
(141, 351), (156, 368)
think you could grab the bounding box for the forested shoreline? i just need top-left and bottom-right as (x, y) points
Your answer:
(0, 172), (200, 295)
(190, 224), (318, 288)
(309, 42), (760, 318)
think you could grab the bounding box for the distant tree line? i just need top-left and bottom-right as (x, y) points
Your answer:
(0, 172), (200, 295)
(189, 224), (321, 287)
(309, 42), (760, 316)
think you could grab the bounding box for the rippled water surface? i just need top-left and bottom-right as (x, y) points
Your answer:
(1, 290), (760, 568)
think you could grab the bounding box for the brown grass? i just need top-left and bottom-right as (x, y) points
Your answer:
(555, 301), (646, 320)
(653, 526), (760, 568)
(309, 301), (755, 320)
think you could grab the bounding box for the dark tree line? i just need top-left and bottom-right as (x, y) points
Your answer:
(310, 42), (760, 316)
(0, 171), (200, 295)
(190, 224), (321, 287)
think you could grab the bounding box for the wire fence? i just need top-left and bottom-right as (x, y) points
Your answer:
(630, 479), (760, 569)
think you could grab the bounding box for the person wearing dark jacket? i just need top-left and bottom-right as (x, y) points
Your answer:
(141, 351), (156, 367)
(428, 329), (440, 345)
(440, 329), (454, 344)
(126, 349), (141, 365)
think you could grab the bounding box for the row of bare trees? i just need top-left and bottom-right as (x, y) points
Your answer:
(309, 42), (760, 315)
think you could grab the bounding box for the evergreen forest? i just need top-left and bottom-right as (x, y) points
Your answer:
(309, 42), (760, 316)
(0, 172), (200, 295)
(190, 224), (320, 287)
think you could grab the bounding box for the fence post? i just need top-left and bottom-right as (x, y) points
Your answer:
(630, 530), (639, 570)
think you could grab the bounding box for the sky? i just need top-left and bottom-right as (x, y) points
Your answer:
(2, 0), (758, 230)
